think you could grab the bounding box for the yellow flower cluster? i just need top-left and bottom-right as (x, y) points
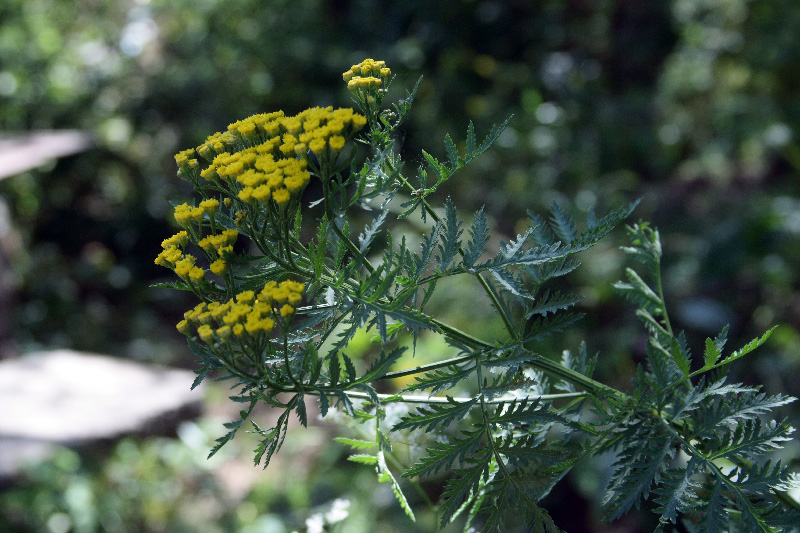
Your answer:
(174, 255), (205, 282)
(226, 110), (286, 141)
(184, 107), (366, 205)
(236, 156), (309, 206)
(156, 215), (237, 279)
(161, 230), (188, 249)
(175, 148), (200, 180)
(261, 279), (305, 317)
(176, 280), (305, 344)
(343, 58), (391, 94)
(197, 228), (238, 255)
(196, 228), (238, 275)
(173, 200), (220, 228)
(196, 131), (238, 162)
(155, 232), (205, 282)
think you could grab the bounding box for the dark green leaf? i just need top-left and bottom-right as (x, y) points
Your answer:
(393, 396), (479, 432)
(436, 197), (462, 271)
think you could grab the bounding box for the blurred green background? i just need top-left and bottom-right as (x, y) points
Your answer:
(1, 0), (799, 531)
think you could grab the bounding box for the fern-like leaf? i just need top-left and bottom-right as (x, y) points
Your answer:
(463, 206), (489, 268)
(439, 455), (491, 527)
(493, 434), (572, 469)
(489, 399), (570, 429)
(603, 423), (675, 521)
(358, 210), (388, 255)
(699, 479), (729, 533)
(377, 450), (416, 521)
(251, 408), (291, 469)
(549, 202), (578, 243)
(414, 221), (441, 279)
(525, 291), (582, 318)
(404, 428), (485, 478)
(436, 197), (462, 271)
(403, 362), (476, 394)
(353, 347), (406, 385)
(393, 396), (479, 432)
(691, 389), (795, 439)
(708, 419), (795, 462)
(653, 458), (701, 524)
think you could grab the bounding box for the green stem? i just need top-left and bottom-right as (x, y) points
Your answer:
(308, 389), (586, 405)
(429, 316), (621, 398)
(653, 259), (673, 338)
(379, 350), (484, 381)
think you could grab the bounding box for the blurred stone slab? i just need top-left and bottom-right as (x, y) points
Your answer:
(0, 350), (202, 478)
(0, 130), (92, 180)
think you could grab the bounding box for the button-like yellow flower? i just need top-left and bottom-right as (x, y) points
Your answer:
(197, 324), (214, 343)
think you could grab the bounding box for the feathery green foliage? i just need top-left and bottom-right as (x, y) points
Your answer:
(155, 59), (799, 531)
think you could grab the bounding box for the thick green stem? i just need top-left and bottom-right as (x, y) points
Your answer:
(429, 315), (621, 398)
(310, 389), (586, 405)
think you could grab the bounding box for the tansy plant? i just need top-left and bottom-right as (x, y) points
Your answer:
(154, 59), (800, 532)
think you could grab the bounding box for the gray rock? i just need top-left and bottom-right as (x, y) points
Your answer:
(0, 350), (202, 478)
(0, 130), (92, 180)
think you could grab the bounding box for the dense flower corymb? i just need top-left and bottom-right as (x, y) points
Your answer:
(177, 280), (305, 345)
(343, 58), (391, 104)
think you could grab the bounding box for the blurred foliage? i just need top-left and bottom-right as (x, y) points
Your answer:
(1, 0), (799, 530)
(0, 409), (465, 533)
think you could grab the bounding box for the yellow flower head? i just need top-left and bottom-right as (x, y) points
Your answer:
(351, 114), (367, 129)
(197, 324), (214, 343)
(222, 229), (238, 245)
(161, 231), (189, 249)
(190, 207), (205, 223)
(185, 302), (207, 322)
(236, 290), (255, 304)
(209, 301), (230, 319)
(238, 169), (264, 187)
(284, 175), (307, 194)
(329, 135), (346, 153)
(238, 186), (255, 204)
(154, 245), (183, 267)
(188, 266), (205, 282)
(199, 198), (219, 216)
(283, 117), (302, 134)
(252, 185), (272, 203)
(216, 325), (232, 340)
(174, 148), (195, 164)
(309, 138), (326, 157)
(344, 59), (391, 103)
(173, 203), (194, 227)
(174, 256), (195, 278)
(196, 235), (210, 251)
(200, 166), (218, 182)
(210, 259), (227, 276)
(273, 188), (291, 205)
(344, 59), (390, 81)
(218, 245), (234, 258)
